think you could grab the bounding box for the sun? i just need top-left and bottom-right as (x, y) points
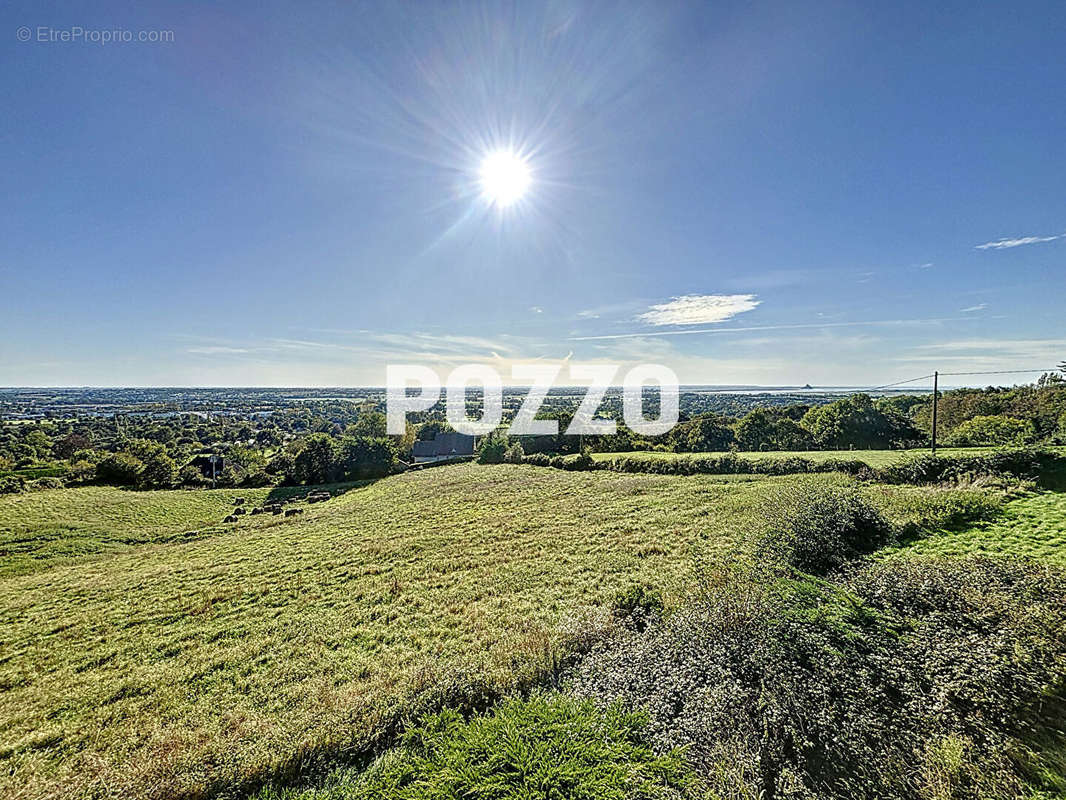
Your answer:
(478, 150), (531, 207)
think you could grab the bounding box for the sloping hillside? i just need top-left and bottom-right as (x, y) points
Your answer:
(1, 465), (783, 799)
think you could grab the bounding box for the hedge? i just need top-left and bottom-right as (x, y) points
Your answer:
(517, 448), (1066, 486)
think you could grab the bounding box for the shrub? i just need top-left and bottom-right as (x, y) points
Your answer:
(476, 432), (508, 464)
(873, 486), (1004, 540)
(754, 482), (893, 574)
(66, 459), (97, 485)
(569, 557), (1066, 800)
(612, 584), (665, 632)
(95, 452), (144, 486)
(879, 448), (1052, 486)
(351, 693), (696, 799)
(0, 475), (26, 495)
(503, 441), (524, 464)
(557, 448), (595, 471)
(524, 452), (551, 467)
(138, 449), (178, 489)
(27, 476), (65, 491)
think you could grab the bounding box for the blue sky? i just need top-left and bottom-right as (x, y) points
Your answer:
(1, 0), (1064, 387)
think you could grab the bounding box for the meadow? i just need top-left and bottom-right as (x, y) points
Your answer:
(2, 461), (1063, 799)
(0, 465), (792, 799)
(891, 489), (1066, 564)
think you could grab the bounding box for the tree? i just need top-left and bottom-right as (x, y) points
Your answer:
(801, 394), (897, 449)
(349, 411), (388, 439)
(53, 433), (91, 460)
(24, 429), (52, 456)
(771, 418), (815, 451)
(947, 415), (1035, 447)
(417, 420), (453, 441)
(139, 449), (178, 489)
(336, 435), (398, 479)
(676, 416), (735, 452)
(477, 431), (509, 464)
(96, 452), (144, 486)
(734, 410), (775, 451)
(504, 441), (524, 463)
(293, 434), (338, 485)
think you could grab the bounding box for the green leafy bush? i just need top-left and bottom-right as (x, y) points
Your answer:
(948, 415), (1036, 447)
(0, 475), (26, 495)
(476, 432), (508, 464)
(755, 482), (893, 574)
(569, 557), (1066, 800)
(95, 452), (144, 486)
(879, 448), (1052, 486)
(27, 476), (65, 491)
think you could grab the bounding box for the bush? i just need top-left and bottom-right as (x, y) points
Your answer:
(351, 693), (696, 799)
(0, 475), (26, 495)
(179, 464), (210, 488)
(95, 452), (144, 486)
(66, 459), (97, 485)
(503, 441), (524, 464)
(879, 448), (1052, 486)
(612, 584), (664, 632)
(874, 486), (1004, 540)
(754, 482), (893, 574)
(477, 432), (508, 464)
(569, 557), (1066, 800)
(552, 448), (595, 471)
(27, 476), (65, 491)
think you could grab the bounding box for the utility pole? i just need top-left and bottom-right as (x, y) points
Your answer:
(930, 371), (939, 455)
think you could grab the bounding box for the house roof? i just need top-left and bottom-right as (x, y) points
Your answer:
(412, 432), (475, 457)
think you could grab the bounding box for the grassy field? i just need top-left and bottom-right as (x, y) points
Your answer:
(893, 490), (1066, 565)
(0, 486), (280, 577)
(589, 446), (1060, 467)
(2, 462), (1063, 799)
(0, 465), (812, 799)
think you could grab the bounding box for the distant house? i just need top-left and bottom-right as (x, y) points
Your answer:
(411, 432), (476, 464)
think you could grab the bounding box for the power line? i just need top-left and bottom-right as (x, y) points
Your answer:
(938, 367), (1058, 377)
(862, 366), (1059, 393)
(865, 374), (935, 391)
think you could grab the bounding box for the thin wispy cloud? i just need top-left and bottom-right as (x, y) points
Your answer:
(959, 303), (987, 313)
(570, 317), (969, 341)
(975, 233), (1062, 250)
(186, 346), (253, 355)
(637, 294), (760, 326)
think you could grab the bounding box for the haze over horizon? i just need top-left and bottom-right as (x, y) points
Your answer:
(3, 1), (1064, 387)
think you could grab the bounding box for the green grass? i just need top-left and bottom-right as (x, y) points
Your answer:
(256, 693), (696, 800)
(0, 462), (68, 480)
(3, 464), (1063, 799)
(0, 486), (276, 577)
(893, 490), (1066, 564)
(0, 465), (805, 800)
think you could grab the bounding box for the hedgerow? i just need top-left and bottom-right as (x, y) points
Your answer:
(518, 447), (1066, 486)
